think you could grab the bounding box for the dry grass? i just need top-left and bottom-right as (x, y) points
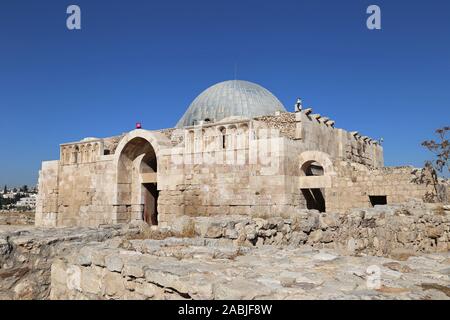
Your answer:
(179, 219), (197, 238)
(389, 248), (416, 261)
(226, 247), (245, 260)
(125, 219), (197, 241)
(125, 227), (175, 240)
(433, 205), (447, 216)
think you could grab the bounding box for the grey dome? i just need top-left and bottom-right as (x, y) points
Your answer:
(176, 80), (286, 128)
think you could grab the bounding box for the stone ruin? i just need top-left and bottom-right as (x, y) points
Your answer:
(1, 80), (448, 300)
(1, 201), (449, 300)
(35, 80), (448, 228)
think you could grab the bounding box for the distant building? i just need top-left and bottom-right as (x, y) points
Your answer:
(16, 194), (37, 209)
(2, 192), (17, 199)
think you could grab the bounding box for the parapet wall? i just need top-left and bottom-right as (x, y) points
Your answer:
(293, 110), (383, 167)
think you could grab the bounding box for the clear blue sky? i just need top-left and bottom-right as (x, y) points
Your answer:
(0, 0), (449, 186)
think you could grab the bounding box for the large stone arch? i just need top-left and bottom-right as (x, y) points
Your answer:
(298, 151), (335, 212)
(111, 129), (171, 224)
(298, 151), (335, 177)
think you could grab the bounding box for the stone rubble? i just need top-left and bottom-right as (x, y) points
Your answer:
(1, 203), (449, 300)
(0, 224), (140, 299)
(51, 237), (450, 300)
(173, 202), (450, 257)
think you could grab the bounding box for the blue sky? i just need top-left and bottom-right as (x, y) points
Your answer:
(0, 0), (449, 186)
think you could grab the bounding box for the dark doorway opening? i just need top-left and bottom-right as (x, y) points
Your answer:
(143, 183), (159, 225)
(369, 195), (387, 207)
(301, 188), (326, 212)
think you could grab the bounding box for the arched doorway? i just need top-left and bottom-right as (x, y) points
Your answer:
(298, 151), (335, 213)
(300, 161), (326, 212)
(116, 137), (158, 225)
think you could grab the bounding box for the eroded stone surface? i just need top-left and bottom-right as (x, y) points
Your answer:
(1, 204), (449, 300)
(169, 203), (450, 256)
(51, 238), (450, 300)
(0, 224), (139, 300)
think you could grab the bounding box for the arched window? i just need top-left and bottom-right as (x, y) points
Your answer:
(302, 161), (324, 176)
(219, 127), (226, 149)
(72, 146), (79, 164)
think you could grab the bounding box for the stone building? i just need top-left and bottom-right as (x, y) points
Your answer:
(36, 80), (442, 227)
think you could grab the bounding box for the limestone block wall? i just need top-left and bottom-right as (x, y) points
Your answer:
(56, 156), (116, 226)
(293, 110), (383, 168)
(36, 118), (388, 227)
(326, 163), (436, 213)
(37, 114), (428, 228)
(156, 122), (306, 224)
(37, 137), (122, 227)
(176, 202), (450, 255)
(35, 160), (59, 227)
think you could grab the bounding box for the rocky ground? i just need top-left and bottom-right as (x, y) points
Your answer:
(0, 224), (140, 299)
(0, 211), (34, 226)
(52, 236), (450, 300)
(1, 202), (449, 300)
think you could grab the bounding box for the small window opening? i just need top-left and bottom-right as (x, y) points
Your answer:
(220, 127), (226, 149)
(369, 195), (387, 207)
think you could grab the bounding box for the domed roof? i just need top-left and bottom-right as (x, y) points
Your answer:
(176, 80), (286, 128)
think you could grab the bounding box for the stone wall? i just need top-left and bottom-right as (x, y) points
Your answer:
(326, 164), (438, 213)
(56, 157), (117, 226)
(2, 202), (449, 300)
(294, 110), (383, 168)
(35, 160), (59, 226)
(156, 114), (386, 224)
(157, 133), (304, 224)
(0, 224), (139, 299)
(171, 202), (450, 257)
(36, 112), (437, 228)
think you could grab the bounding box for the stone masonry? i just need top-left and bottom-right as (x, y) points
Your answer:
(35, 86), (447, 228)
(1, 202), (449, 300)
